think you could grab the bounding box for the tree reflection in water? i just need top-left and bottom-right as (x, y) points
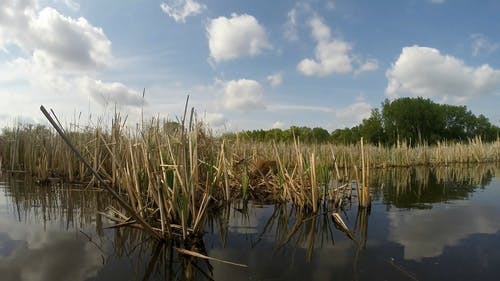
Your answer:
(1, 164), (498, 280)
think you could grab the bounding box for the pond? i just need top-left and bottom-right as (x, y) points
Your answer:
(1, 164), (499, 281)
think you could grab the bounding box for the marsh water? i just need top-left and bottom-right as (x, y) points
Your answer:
(1, 165), (500, 281)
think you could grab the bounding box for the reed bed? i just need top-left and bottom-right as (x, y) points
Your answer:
(1, 105), (499, 242)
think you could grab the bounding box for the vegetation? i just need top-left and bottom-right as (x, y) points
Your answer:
(0, 105), (358, 243)
(226, 126), (331, 143)
(0, 97), (499, 244)
(225, 97), (500, 145)
(348, 97), (500, 145)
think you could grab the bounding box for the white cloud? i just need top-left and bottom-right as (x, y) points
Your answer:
(284, 8), (298, 41)
(386, 46), (500, 101)
(335, 100), (371, 127)
(267, 72), (284, 87)
(470, 34), (499, 56)
(0, 1), (144, 127)
(430, 0), (446, 3)
(272, 121), (285, 129)
(80, 77), (144, 107)
(207, 13), (271, 62)
(223, 79), (266, 111)
(160, 0), (206, 23)
(283, 2), (311, 41)
(1, 56), (142, 107)
(0, 4), (111, 71)
(355, 59), (379, 74)
(309, 16), (332, 43)
(204, 112), (226, 127)
(0, 58), (143, 129)
(59, 0), (80, 11)
(269, 104), (333, 112)
(297, 16), (376, 76)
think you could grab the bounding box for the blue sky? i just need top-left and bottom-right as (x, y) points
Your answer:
(1, 0), (499, 131)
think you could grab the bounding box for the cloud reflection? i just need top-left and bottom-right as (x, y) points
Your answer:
(388, 202), (500, 261)
(0, 221), (102, 281)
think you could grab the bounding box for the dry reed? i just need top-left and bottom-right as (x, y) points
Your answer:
(0, 104), (499, 241)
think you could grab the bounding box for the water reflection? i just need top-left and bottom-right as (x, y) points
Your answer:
(0, 178), (104, 281)
(0, 230), (102, 281)
(372, 164), (496, 208)
(0, 164), (499, 280)
(0, 176), (227, 281)
(387, 201), (500, 261)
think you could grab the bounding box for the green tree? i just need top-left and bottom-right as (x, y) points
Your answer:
(311, 127), (330, 143)
(359, 108), (385, 144)
(331, 126), (360, 144)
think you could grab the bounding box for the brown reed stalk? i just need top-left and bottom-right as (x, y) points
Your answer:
(310, 153), (317, 213)
(39, 105), (163, 240)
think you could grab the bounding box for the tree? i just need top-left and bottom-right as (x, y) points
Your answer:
(359, 108), (385, 144)
(331, 126), (360, 144)
(381, 97), (445, 144)
(222, 97), (498, 145)
(311, 127), (330, 143)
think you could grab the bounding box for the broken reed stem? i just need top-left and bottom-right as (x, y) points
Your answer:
(175, 247), (247, 268)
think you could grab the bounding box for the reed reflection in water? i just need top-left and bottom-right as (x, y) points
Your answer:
(0, 176), (215, 281)
(1, 164), (499, 280)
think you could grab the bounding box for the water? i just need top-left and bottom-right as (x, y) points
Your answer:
(1, 165), (499, 281)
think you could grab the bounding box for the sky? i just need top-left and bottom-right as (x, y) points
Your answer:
(1, 0), (499, 132)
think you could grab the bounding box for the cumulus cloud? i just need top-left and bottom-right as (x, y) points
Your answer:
(204, 112), (226, 127)
(160, 0), (206, 23)
(272, 121), (285, 129)
(335, 99), (372, 127)
(222, 79), (266, 111)
(0, 1), (143, 126)
(80, 77), (144, 107)
(207, 13), (271, 62)
(0, 57), (142, 111)
(355, 59), (379, 74)
(386, 45), (500, 101)
(267, 72), (284, 87)
(470, 34), (499, 56)
(297, 16), (377, 76)
(0, 2), (111, 70)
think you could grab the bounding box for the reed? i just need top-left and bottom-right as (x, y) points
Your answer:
(0, 104), (499, 241)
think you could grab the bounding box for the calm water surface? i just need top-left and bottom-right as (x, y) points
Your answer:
(1, 165), (499, 281)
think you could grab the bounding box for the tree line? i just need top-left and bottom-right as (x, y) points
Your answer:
(224, 97), (500, 145)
